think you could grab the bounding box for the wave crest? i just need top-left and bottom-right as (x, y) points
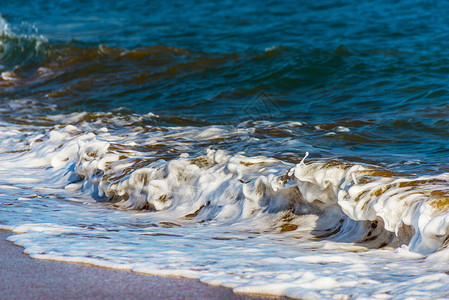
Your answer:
(15, 122), (446, 255)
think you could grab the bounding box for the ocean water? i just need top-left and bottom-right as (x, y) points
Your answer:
(1, 1), (449, 298)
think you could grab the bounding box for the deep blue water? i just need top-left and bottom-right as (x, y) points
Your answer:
(1, 0), (449, 172)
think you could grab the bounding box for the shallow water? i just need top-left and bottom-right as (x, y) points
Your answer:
(1, 1), (449, 299)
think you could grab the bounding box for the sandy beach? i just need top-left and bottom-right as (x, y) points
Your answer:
(0, 230), (279, 299)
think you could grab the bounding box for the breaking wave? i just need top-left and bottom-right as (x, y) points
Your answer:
(2, 115), (449, 257)
(2, 8), (449, 298)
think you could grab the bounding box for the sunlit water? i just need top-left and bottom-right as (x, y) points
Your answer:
(1, 1), (449, 299)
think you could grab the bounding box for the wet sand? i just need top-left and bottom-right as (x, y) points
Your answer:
(0, 230), (280, 299)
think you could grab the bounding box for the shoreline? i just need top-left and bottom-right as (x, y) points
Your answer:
(0, 230), (282, 299)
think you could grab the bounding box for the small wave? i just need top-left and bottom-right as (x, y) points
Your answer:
(2, 117), (449, 256)
(0, 16), (47, 68)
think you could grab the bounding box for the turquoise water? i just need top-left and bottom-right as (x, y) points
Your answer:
(1, 1), (449, 298)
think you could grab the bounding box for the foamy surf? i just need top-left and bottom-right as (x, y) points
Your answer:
(1, 113), (449, 299)
(2, 7), (449, 298)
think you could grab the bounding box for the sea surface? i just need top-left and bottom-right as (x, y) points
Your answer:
(1, 1), (449, 299)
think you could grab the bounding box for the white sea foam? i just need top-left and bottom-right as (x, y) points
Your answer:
(1, 114), (449, 299)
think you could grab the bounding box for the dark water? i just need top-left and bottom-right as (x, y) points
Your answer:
(2, 2), (449, 298)
(1, 0), (449, 174)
